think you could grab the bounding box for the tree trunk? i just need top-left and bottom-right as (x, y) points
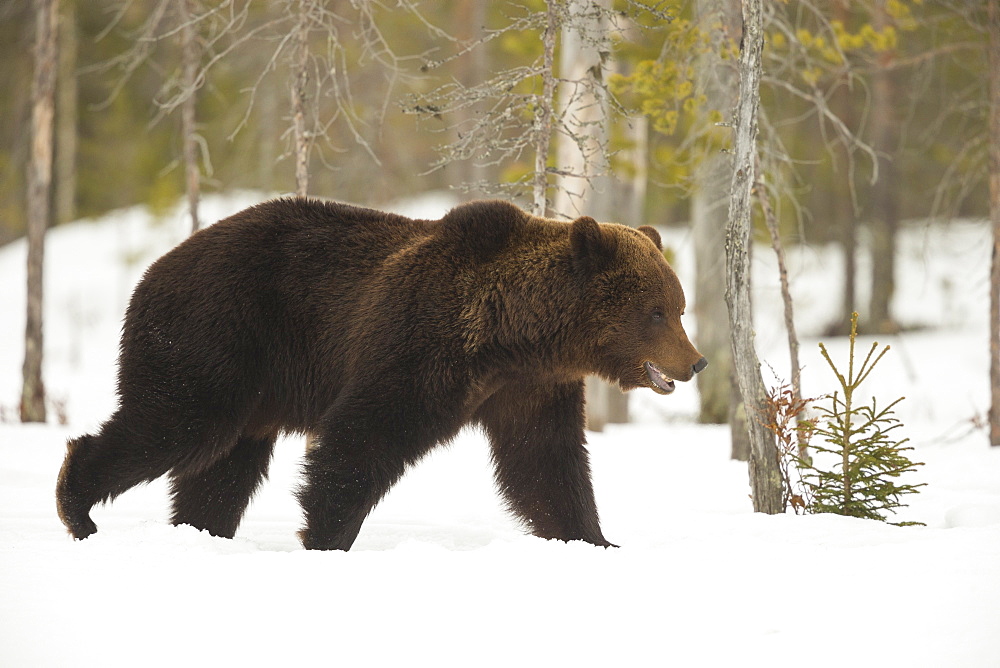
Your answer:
(179, 0), (201, 233)
(868, 0), (898, 333)
(604, 112), (650, 426)
(623, 114), (648, 232)
(451, 0), (490, 199)
(549, 0), (622, 430)
(988, 0), (1000, 446)
(692, 188), (731, 422)
(694, 184), (748, 460)
(291, 0), (310, 198)
(257, 73), (279, 191)
(552, 0), (611, 221)
(692, 0), (745, 458)
(757, 163), (807, 460)
(55, 0), (76, 226)
(532, 0), (560, 216)
(22, 0), (59, 424)
(725, 0), (782, 512)
(826, 0), (857, 337)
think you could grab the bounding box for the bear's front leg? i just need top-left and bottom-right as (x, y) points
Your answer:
(476, 379), (614, 547)
(296, 393), (447, 551)
(296, 432), (410, 551)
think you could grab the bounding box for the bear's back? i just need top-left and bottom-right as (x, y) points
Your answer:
(221, 197), (427, 265)
(138, 198), (429, 298)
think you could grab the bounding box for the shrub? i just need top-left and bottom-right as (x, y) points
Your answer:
(762, 378), (816, 514)
(797, 313), (925, 525)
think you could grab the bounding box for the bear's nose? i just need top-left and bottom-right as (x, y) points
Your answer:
(692, 357), (708, 374)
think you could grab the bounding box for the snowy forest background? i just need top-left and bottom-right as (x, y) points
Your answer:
(0, 1), (992, 242)
(2, 1), (1000, 665)
(5, 0), (999, 433)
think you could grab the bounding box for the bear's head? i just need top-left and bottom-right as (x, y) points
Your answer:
(571, 216), (707, 395)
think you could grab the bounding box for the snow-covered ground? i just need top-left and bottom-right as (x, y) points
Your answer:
(1, 193), (998, 666)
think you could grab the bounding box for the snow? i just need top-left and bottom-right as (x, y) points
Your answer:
(2, 193), (999, 666)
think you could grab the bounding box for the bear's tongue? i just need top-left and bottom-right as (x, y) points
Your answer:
(644, 361), (675, 394)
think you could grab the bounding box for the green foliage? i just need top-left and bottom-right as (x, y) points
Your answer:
(766, 1), (920, 86)
(609, 18), (724, 138)
(797, 313), (926, 525)
(608, 15), (730, 200)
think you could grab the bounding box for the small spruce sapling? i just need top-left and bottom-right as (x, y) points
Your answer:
(798, 313), (925, 525)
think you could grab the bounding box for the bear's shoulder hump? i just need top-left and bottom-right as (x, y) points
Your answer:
(438, 199), (530, 257)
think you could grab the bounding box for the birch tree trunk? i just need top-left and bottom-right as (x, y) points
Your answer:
(179, 0), (201, 233)
(291, 0), (311, 198)
(725, 0), (782, 512)
(757, 166), (807, 460)
(988, 0), (1000, 446)
(451, 0), (489, 199)
(551, 0), (625, 430)
(293, 0), (314, 452)
(22, 0), (58, 423)
(623, 115), (648, 232)
(531, 0), (560, 217)
(693, 0), (748, 459)
(552, 0), (611, 223)
(605, 112), (649, 425)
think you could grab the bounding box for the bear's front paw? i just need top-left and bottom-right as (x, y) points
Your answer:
(298, 527), (359, 551)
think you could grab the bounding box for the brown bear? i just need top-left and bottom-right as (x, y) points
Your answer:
(56, 198), (706, 550)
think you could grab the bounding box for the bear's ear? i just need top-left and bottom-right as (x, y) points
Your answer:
(638, 225), (662, 251)
(571, 216), (617, 271)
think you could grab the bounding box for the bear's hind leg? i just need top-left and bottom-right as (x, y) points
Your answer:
(56, 434), (102, 539)
(56, 413), (180, 540)
(477, 380), (613, 547)
(169, 433), (277, 538)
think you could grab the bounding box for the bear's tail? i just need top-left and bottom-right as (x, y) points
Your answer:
(56, 436), (98, 540)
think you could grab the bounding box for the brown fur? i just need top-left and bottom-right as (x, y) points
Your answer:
(56, 198), (705, 549)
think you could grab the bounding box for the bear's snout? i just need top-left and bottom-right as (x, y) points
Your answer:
(693, 357), (708, 375)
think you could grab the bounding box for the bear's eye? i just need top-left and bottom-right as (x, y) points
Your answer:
(651, 309), (665, 323)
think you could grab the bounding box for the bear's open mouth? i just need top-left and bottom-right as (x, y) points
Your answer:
(644, 361), (675, 394)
